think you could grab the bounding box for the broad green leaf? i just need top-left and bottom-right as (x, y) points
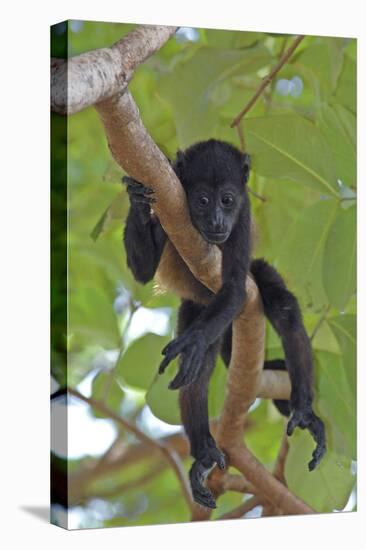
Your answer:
(277, 199), (338, 307)
(245, 114), (338, 197)
(323, 206), (356, 310)
(91, 371), (124, 418)
(116, 333), (169, 390)
(315, 351), (356, 459)
(208, 358), (228, 419)
(91, 192), (127, 241)
(158, 45), (272, 147)
(146, 361), (181, 425)
(68, 286), (121, 349)
(205, 29), (262, 49)
(335, 55), (356, 113)
(286, 430), (354, 512)
(317, 104), (356, 188)
(296, 38), (346, 98)
(328, 315), (356, 390)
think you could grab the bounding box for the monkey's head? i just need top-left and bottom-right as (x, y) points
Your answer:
(173, 139), (250, 244)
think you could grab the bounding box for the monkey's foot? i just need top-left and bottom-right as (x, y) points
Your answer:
(122, 176), (156, 205)
(287, 406), (326, 471)
(190, 447), (226, 509)
(159, 329), (207, 389)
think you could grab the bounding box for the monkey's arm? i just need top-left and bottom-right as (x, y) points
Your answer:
(160, 212), (250, 389)
(123, 177), (167, 284)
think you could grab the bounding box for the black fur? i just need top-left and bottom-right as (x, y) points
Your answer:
(123, 139), (326, 507)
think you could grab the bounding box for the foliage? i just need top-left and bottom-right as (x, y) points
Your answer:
(51, 21), (357, 528)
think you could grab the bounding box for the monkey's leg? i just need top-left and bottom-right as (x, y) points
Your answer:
(123, 176), (166, 284)
(177, 301), (225, 509)
(251, 258), (326, 470)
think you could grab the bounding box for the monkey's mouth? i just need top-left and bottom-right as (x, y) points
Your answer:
(203, 231), (229, 244)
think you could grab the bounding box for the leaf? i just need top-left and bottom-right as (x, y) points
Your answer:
(285, 430), (354, 512)
(317, 103), (356, 188)
(146, 361), (181, 425)
(328, 315), (356, 391)
(158, 45), (272, 147)
(245, 114), (338, 197)
(335, 55), (356, 113)
(296, 38), (346, 98)
(323, 205), (356, 310)
(277, 199), (338, 307)
(116, 333), (169, 390)
(208, 358), (228, 419)
(205, 29), (262, 49)
(315, 351), (356, 459)
(69, 286), (121, 349)
(91, 192), (127, 241)
(91, 371), (125, 418)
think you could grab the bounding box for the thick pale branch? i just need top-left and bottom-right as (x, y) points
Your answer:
(96, 91), (222, 292)
(230, 444), (313, 515)
(51, 25), (177, 115)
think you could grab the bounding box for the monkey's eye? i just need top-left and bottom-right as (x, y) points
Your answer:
(221, 194), (234, 207)
(198, 196), (209, 207)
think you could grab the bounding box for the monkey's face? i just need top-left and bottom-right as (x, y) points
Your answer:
(174, 139), (250, 244)
(187, 184), (244, 244)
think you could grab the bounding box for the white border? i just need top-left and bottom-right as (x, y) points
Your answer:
(1, 1), (363, 548)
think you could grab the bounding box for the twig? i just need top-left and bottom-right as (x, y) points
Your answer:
(231, 35), (305, 127)
(310, 304), (331, 341)
(218, 496), (261, 520)
(248, 187), (267, 202)
(68, 388), (194, 513)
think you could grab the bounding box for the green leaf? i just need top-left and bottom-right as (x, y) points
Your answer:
(323, 205), (356, 310)
(116, 333), (169, 390)
(285, 430), (354, 512)
(317, 104), (356, 188)
(277, 199), (338, 307)
(208, 358), (228, 419)
(91, 371), (125, 418)
(328, 315), (356, 391)
(158, 45), (272, 147)
(146, 361), (181, 425)
(205, 29), (262, 49)
(245, 114), (338, 197)
(315, 351), (356, 459)
(69, 286), (121, 349)
(91, 192), (127, 241)
(335, 55), (356, 113)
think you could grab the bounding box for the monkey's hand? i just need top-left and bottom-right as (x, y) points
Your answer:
(287, 406), (326, 471)
(159, 329), (207, 389)
(189, 446), (226, 509)
(122, 176), (156, 221)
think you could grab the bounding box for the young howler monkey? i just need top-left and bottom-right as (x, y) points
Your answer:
(123, 139), (326, 509)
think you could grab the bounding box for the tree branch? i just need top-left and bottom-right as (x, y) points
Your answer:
(68, 388), (194, 513)
(230, 35), (305, 127)
(51, 25), (177, 115)
(51, 24), (313, 519)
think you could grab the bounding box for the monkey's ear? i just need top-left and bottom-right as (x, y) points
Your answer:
(242, 153), (251, 184)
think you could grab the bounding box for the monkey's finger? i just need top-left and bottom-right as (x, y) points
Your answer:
(168, 350), (201, 389)
(286, 413), (300, 436)
(159, 355), (173, 374)
(192, 487), (217, 509)
(307, 417), (326, 470)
